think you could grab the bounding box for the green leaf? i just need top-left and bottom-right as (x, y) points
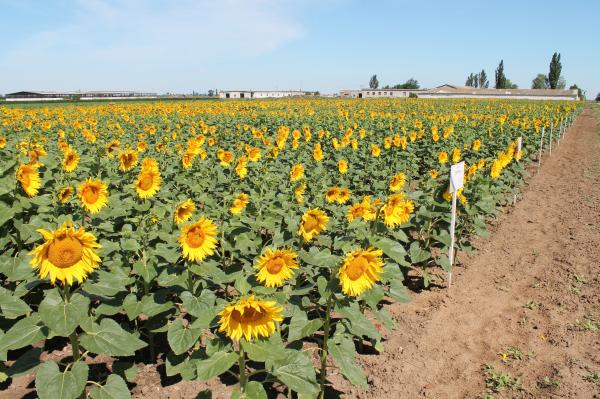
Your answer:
(0, 287), (31, 319)
(300, 247), (340, 268)
(388, 280), (411, 303)
(408, 241), (430, 264)
(272, 350), (319, 395)
(195, 351), (238, 381)
(432, 230), (452, 247)
(39, 290), (90, 336)
(120, 238), (140, 252)
(89, 374), (131, 399)
(0, 203), (15, 228)
(437, 255), (452, 272)
(371, 236), (407, 265)
(167, 319), (201, 355)
(242, 339), (286, 364)
(181, 290), (217, 328)
(0, 314), (47, 355)
(35, 360), (88, 399)
(82, 270), (128, 297)
(80, 318), (147, 356)
(231, 381), (267, 399)
(112, 362), (138, 383)
(288, 311), (322, 342)
(328, 335), (368, 389)
(133, 259), (158, 282)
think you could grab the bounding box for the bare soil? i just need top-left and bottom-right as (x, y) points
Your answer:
(2, 107), (599, 399)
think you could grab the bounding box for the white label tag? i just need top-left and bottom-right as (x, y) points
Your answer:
(517, 137), (522, 152)
(450, 161), (465, 192)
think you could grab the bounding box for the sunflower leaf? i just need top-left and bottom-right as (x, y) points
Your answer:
(80, 318), (147, 356)
(0, 286), (31, 319)
(287, 310), (322, 342)
(0, 314), (47, 356)
(272, 350), (319, 395)
(39, 289), (90, 336)
(328, 334), (368, 389)
(167, 319), (201, 355)
(35, 360), (88, 399)
(89, 374), (131, 399)
(195, 351), (238, 381)
(231, 381), (268, 399)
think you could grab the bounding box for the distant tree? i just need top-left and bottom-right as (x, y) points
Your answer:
(208, 89), (215, 97)
(400, 78), (420, 89)
(557, 76), (566, 89)
(505, 79), (518, 89)
(596, 93), (600, 102)
(369, 75), (379, 89)
(382, 85), (391, 89)
(548, 52), (562, 89)
(494, 60), (507, 89)
(465, 73), (478, 87)
(531, 74), (548, 89)
(478, 69), (489, 88)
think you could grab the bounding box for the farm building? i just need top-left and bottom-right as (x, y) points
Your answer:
(5, 91), (157, 101)
(218, 90), (312, 99)
(417, 85), (580, 100)
(339, 88), (425, 98)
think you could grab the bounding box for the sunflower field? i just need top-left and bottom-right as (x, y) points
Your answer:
(0, 98), (581, 398)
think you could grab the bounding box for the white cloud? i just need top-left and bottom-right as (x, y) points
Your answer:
(0, 0), (308, 92)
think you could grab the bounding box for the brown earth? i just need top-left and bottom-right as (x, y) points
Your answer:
(2, 106), (599, 399)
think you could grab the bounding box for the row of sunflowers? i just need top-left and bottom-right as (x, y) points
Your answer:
(0, 98), (580, 398)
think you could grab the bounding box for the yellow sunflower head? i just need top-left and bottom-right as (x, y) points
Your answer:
(118, 150), (138, 171)
(389, 172), (406, 192)
(472, 139), (482, 151)
(106, 140), (120, 157)
(429, 169), (438, 179)
(336, 188), (351, 204)
(338, 159), (348, 174)
(325, 187), (340, 203)
(438, 151), (449, 164)
(338, 247), (384, 297)
(174, 199), (196, 224)
(77, 178), (109, 214)
(218, 295), (284, 341)
(298, 208), (328, 241)
(29, 221), (101, 286)
(255, 248), (299, 287)
(58, 186), (74, 204)
(230, 193), (250, 215)
(134, 167), (161, 199)
(62, 148), (80, 173)
(16, 163), (42, 197)
(290, 163), (305, 182)
(179, 217), (218, 263)
(381, 195), (414, 228)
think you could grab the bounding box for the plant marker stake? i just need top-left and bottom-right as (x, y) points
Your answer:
(538, 126), (545, 169)
(447, 161), (464, 289)
(514, 137), (521, 205)
(549, 123), (553, 155)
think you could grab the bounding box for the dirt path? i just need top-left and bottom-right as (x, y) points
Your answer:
(333, 106), (600, 398)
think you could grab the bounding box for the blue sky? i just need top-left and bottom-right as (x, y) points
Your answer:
(1, 0), (598, 97)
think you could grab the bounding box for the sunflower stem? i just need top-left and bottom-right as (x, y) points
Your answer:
(69, 331), (80, 362)
(238, 346), (247, 392)
(319, 296), (332, 399)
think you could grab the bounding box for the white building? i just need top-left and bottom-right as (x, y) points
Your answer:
(417, 85), (580, 101)
(4, 90), (157, 101)
(218, 90), (311, 99)
(339, 88), (425, 98)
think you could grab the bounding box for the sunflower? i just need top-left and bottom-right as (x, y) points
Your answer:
(77, 178), (108, 214)
(294, 183), (306, 204)
(472, 139), (482, 151)
(230, 193), (250, 215)
(336, 188), (351, 204)
(452, 148), (461, 163)
(338, 247), (384, 297)
(0, 136), (7, 149)
(380, 194), (414, 228)
(179, 217), (218, 262)
(298, 208), (328, 241)
(347, 196), (377, 222)
(325, 187), (340, 203)
(371, 144), (381, 157)
(218, 295), (284, 341)
(338, 159), (348, 174)
(438, 151), (449, 164)
(16, 163), (42, 197)
(174, 199), (195, 224)
(290, 163), (304, 182)
(255, 248), (299, 287)
(429, 169), (438, 179)
(134, 166), (161, 199)
(58, 186), (74, 204)
(29, 221), (101, 286)
(247, 147), (261, 162)
(313, 143), (324, 161)
(62, 148), (80, 173)
(389, 172), (406, 192)
(106, 140), (120, 157)
(118, 149), (138, 171)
